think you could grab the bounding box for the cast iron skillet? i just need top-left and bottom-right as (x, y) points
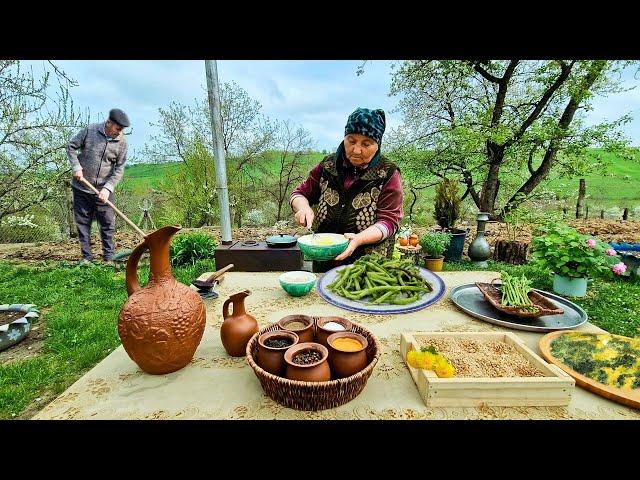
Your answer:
(265, 234), (298, 248)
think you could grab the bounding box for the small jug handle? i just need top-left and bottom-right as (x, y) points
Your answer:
(125, 240), (149, 296)
(222, 298), (233, 319)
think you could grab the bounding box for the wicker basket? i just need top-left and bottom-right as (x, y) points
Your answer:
(475, 281), (564, 319)
(246, 321), (380, 411)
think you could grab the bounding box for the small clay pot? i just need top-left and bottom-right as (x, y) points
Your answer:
(409, 234), (419, 247)
(277, 315), (315, 343)
(326, 331), (369, 379)
(315, 316), (353, 349)
(399, 237), (409, 246)
(256, 330), (299, 377)
(284, 342), (331, 382)
(423, 255), (444, 272)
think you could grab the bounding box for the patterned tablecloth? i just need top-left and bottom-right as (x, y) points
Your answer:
(34, 271), (640, 420)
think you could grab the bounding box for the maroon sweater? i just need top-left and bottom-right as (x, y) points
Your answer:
(290, 162), (404, 239)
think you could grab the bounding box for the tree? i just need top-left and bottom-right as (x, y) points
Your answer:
(156, 137), (218, 227)
(386, 60), (636, 219)
(261, 120), (315, 222)
(144, 81), (277, 226)
(0, 60), (87, 224)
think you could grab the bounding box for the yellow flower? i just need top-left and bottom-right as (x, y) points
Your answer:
(435, 362), (456, 378)
(419, 352), (437, 370)
(407, 350), (421, 369)
(407, 351), (437, 370)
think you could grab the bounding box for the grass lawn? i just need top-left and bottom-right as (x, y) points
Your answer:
(0, 259), (214, 419)
(1, 257), (638, 419)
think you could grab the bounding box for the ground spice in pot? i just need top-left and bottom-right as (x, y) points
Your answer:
(285, 321), (308, 330)
(322, 321), (346, 331)
(331, 337), (363, 352)
(264, 337), (293, 348)
(292, 350), (322, 365)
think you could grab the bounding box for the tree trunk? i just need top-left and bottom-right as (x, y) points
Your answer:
(479, 144), (504, 217)
(623, 208), (629, 220)
(493, 239), (529, 265)
(576, 178), (586, 219)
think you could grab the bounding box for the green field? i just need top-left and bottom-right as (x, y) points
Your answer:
(118, 149), (640, 212)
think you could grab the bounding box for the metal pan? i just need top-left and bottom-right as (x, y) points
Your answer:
(450, 283), (588, 332)
(265, 234), (298, 248)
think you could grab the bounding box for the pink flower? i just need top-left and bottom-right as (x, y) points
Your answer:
(612, 262), (627, 275)
(586, 239), (596, 247)
(605, 248), (617, 256)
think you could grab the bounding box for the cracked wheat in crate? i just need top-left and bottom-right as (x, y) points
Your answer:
(400, 332), (575, 407)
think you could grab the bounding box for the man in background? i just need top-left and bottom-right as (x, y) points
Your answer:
(67, 108), (130, 264)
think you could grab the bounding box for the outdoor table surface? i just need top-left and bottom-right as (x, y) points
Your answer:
(34, 271), (640, 420)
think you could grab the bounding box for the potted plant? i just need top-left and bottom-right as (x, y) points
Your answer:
(434, 178), (467, 261)
(494, 195), (563, 265)
(494, 194), (530, 265)
(419, 231), (452, 272)
(531, 224), (610, 297)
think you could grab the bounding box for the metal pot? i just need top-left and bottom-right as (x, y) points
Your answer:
(265, 234), (298, 248)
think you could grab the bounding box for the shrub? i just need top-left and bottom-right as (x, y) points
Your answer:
(434, 178), (461, 230)
(170, 232), (217, 266)
(245, 209), (267, 227)
(419, 231), (452, 257)
(0, 214), (62, 243)
(531, 224), (609, 279)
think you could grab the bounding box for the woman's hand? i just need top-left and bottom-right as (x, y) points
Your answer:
(294, 206), (314, 229)
(334, 233), (360, 261)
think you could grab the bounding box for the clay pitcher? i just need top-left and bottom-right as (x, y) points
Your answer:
(220, 290), (258, 357)
(118, 225), (206, 374)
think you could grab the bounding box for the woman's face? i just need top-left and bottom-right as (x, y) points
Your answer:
(344, 133), (378, 167)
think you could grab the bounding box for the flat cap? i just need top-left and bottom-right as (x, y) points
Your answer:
(108, 108), (130, 127)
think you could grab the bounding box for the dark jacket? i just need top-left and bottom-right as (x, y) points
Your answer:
(67, 122), (128, 193)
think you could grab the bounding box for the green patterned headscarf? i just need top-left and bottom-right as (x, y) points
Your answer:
(344, 107), (386, 145)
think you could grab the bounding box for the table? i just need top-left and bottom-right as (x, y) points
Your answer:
(33, 271), (640, 420)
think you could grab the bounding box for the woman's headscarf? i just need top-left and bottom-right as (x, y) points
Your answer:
(344, 107), (386, 145)
(337, 107), (386, 172)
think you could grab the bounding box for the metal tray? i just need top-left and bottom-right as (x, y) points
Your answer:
(316, 265), (446, 314)
(450, 283), (588, 332)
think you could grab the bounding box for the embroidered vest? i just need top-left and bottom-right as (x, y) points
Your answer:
(312, 154), (399, 260)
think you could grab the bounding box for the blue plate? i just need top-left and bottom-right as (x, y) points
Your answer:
(316, 265), (446, 314)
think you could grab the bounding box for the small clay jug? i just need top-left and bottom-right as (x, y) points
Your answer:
(315, 316), (353, 349)
(256, 330), (299, 376)
(220, 290), (258, 357)
(119, 225), (206, 375)
(326, 331), (368, 379)
(284, 342), (331, 382)
(277, 314), (314, 343)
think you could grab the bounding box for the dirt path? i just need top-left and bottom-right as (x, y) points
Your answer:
(1, 220), (639, 263)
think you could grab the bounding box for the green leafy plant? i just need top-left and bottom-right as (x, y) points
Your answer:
(531, 224), (609, 279)
(419, 231), (452, 257)
(434, 178), (461, 230)
(170, 232), (217, 266)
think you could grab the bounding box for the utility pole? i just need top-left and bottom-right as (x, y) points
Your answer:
(205, 60), (232, 245)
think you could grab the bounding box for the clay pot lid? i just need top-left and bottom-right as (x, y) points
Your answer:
(258, 330), (299, 350)
(326, 331), (368, 353)
(277, 314), (314, 332)
(316, 316), (352, 333)
(284, 342), (328, 368)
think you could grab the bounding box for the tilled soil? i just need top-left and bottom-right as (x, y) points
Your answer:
(0, 220), (639, 263)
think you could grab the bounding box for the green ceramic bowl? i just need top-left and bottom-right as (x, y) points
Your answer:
(297, 233), (349, 261)
(279, 271), (317, 297)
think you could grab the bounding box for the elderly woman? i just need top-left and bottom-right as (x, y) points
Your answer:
(290, 107), (404, 272)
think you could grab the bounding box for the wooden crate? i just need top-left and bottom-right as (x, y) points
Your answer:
(400, 332), (575, 407)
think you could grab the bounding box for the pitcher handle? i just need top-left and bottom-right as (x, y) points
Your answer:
(222, 298), (233, 319)
(125, 240), (149, 296)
